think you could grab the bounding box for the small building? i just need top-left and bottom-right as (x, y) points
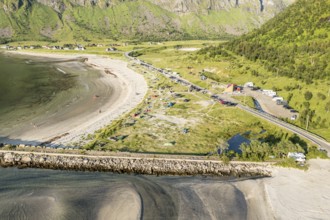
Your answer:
(288, 152), (306, 162)
(200, 75), (207, 80)
(224, 83), (242, 93)
(290, 115), (297, 120)
(244, 82), (254, 87)
(262, 90), (277, 97)
(172, 72), (180, 77)
(106, 47), (117, 52)
(74, 46), (85, 51)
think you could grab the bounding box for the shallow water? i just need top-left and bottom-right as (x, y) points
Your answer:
(0, 168), (247, 220)
(0, 53), (109, 143)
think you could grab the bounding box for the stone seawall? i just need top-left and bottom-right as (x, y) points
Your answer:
(0, 151), (272, 177)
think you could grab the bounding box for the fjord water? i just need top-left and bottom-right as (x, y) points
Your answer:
(0, 168), (247, 219)
(0, 52), (107, 143)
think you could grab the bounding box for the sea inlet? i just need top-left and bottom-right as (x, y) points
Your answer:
(0, 52), (111, 145)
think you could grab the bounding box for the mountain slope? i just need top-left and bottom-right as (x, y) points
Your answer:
(0, 0), (295, 42)
(225, 0), (330, 82)
(198, 0), (330, 139)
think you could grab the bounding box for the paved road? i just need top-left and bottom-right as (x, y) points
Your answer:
(126, 51), (330, 154)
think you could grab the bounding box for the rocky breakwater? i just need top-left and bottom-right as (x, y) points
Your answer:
(0, 151), (272, 177)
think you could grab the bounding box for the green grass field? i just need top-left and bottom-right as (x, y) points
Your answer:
(1, 40), (327, 159)
(132, 43), (330, 141)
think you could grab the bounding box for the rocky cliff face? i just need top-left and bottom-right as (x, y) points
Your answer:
(0, 0), (296, 41)
(29, 0), (295, 12)
(149, 0), (295, 13)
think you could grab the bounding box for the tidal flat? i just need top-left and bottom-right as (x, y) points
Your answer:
(0, 167), (249, 220)
(0, 52), (112, 145)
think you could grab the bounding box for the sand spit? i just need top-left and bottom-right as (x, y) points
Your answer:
(4, 51), (148, 146)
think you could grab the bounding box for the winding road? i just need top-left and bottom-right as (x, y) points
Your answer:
(125, 51), (330, 155)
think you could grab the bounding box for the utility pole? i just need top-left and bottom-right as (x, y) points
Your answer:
(244, 92), (246, 105)
(306, 114), (310, 130)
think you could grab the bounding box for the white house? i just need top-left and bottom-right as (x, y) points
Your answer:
(262, 90), (277, 97)
(244, 82), (254, 87)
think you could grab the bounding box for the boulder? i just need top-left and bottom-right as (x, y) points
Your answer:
(4, 153), (14, 163)
(21, 156), (32, 164)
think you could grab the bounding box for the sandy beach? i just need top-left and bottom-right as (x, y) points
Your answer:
(1, 149), (329, 219)
(235, 159), (330, 220)
(2, 51), (148, 146)
(2, 159), (328, 220)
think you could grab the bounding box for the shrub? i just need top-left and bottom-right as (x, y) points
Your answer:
(304, 91), (313, 101)
(317, 92), (326, 100)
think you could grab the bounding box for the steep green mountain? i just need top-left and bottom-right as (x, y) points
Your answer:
(225, 0), (330, 82)
(198, 0), (330, 139)
(0, 0), (295, 42)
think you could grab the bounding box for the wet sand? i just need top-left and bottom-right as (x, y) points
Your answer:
(1, 158), (329, 219)
(0, 168), (249, 220)
(1, 51), (148, 146)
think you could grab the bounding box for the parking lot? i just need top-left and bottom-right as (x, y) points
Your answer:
(243, 87), (298, 119)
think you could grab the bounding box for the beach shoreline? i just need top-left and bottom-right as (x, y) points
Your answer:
(2, 51), (148, 146)
(1, 148), (329, 219)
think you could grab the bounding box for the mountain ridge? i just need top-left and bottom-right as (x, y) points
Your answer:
(0, 0), (295, 42)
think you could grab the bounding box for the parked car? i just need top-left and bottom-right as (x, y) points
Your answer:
(219, 99), (227, 104)
(226, 102), (237, 106)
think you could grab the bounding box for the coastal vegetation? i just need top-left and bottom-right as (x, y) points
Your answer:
(196, 0), (330, 141)
(1, 0), (329, 167)
(1, 37), (327, 166)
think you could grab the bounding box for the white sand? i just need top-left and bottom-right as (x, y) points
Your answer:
(235, 159), (330, 220)
(5, 51), (148, 146)
(265, 159), (330, 219)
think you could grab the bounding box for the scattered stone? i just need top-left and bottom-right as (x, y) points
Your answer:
(0, 151), (272, 177)
(4, 153), (14, 163)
